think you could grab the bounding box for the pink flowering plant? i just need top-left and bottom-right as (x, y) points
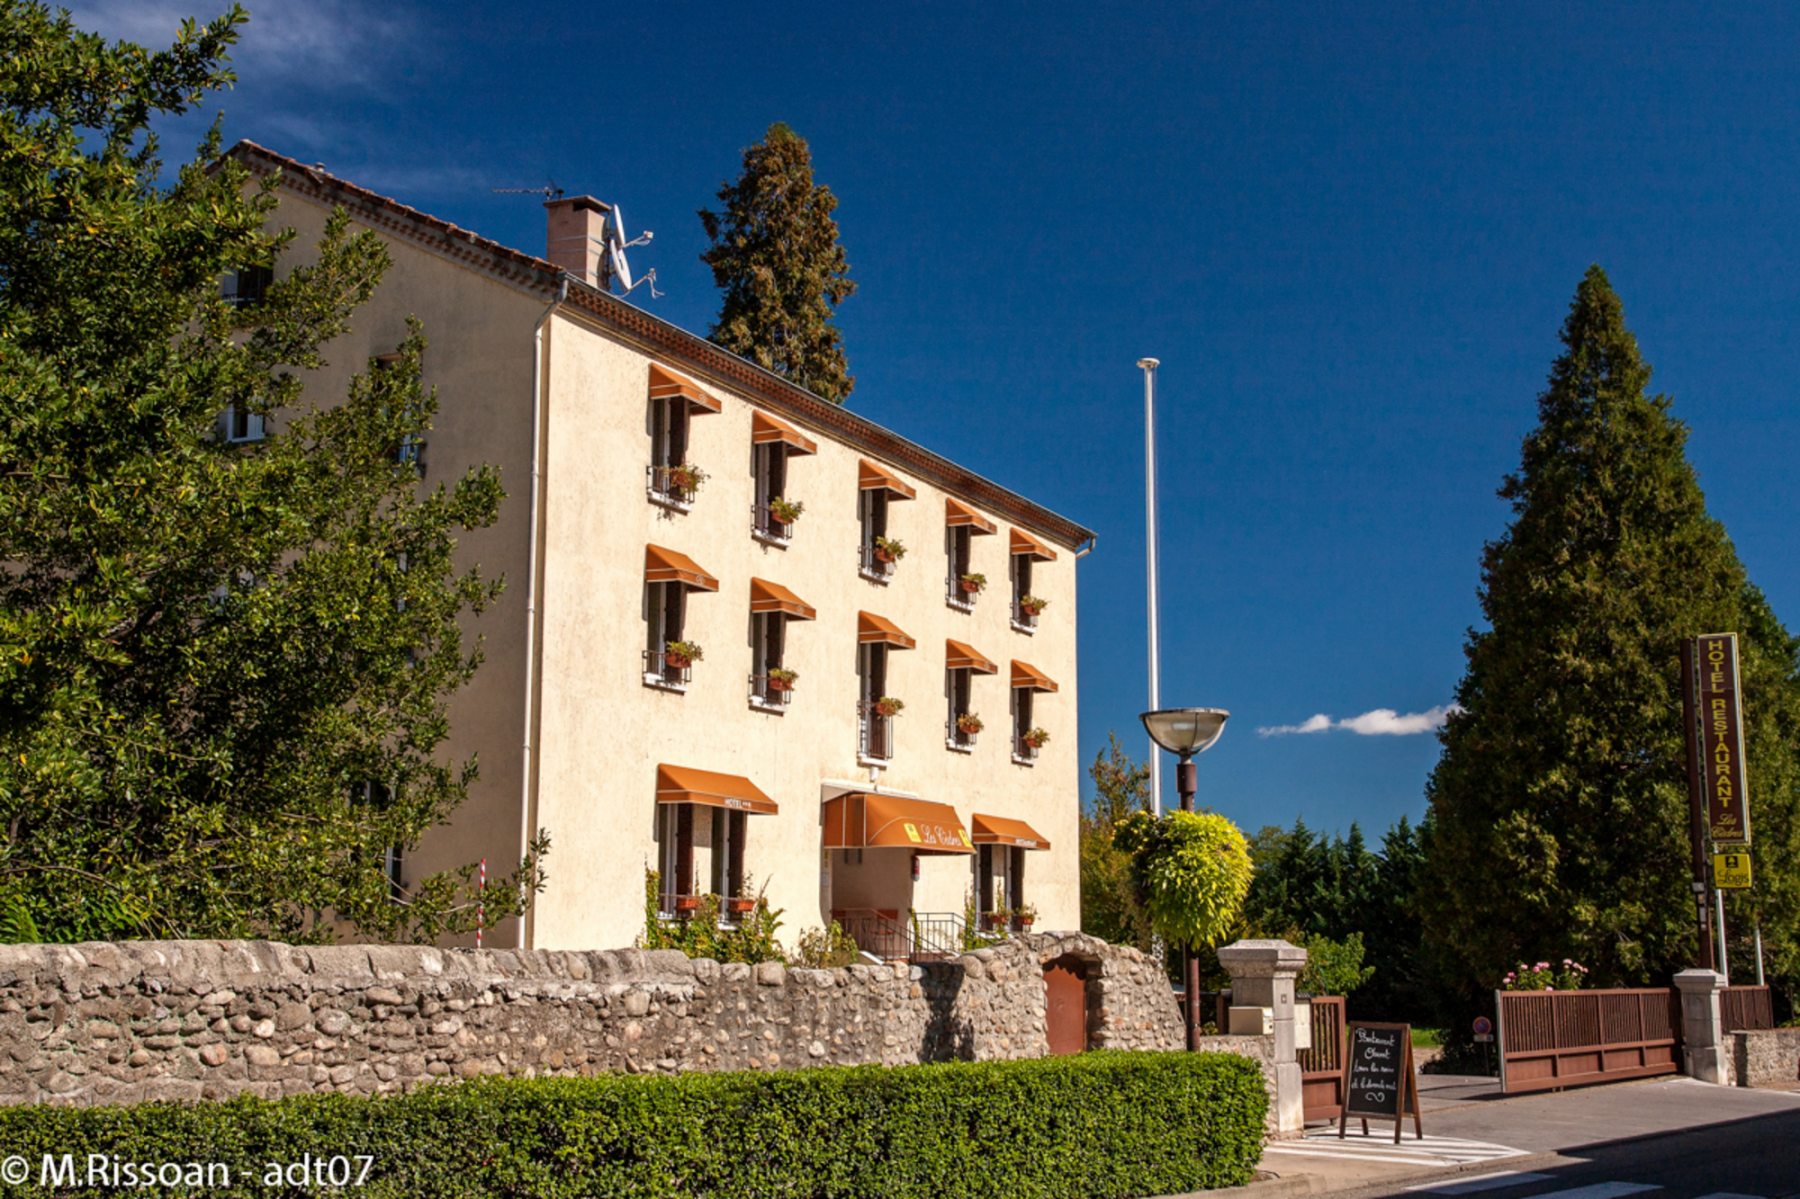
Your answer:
(1501, 959), (1589, 991)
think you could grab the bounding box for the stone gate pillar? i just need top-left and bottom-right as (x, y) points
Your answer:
(1217, 939), (1308, 1135)
(1673, 968), (1727, 1084)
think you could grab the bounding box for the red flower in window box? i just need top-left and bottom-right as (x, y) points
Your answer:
(673, 895), (700, 914)
(726, 897), (756, 916)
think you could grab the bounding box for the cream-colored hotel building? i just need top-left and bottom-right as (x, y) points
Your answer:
(231, 143), (1095, 956)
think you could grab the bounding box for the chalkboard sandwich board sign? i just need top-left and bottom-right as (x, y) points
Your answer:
(1338, 1021), (1422, 1144)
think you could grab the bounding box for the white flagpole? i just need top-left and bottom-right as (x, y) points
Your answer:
(1138, 358), (1162, 815)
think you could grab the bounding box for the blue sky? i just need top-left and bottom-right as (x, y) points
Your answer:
(73, 1), (1800, 841)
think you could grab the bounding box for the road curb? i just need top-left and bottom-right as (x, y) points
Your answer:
(1159, 1170), (1332, 1199)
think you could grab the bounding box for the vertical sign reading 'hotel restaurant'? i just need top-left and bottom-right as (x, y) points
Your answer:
(1695, 632), (1751, 846)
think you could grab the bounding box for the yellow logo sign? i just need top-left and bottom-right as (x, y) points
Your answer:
(903, 823), (921, 844)
(1714, 851), (1753, 890)
(959, 829), (972, 847)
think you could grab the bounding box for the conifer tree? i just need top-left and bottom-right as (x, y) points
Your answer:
(0, 3), (546, 942)
(1422, 267), (1800, 1004)
(700, 123), (856, 404)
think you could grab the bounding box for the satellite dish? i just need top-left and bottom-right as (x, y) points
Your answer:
(605, 204), (634, 291)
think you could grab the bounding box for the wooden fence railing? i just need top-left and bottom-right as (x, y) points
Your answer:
(1722, 984), (1774, 1033)
(1297, 996), (1347, 1122)
(1496, 987), (1680, 1094)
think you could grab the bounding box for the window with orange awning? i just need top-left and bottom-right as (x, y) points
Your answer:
(821, 792), (973, 854)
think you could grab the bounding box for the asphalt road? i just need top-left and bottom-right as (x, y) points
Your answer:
(1339, 1077), (1800, 1199)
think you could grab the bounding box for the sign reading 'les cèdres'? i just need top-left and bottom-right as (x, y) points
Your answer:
(1695, 632), (1751, 846)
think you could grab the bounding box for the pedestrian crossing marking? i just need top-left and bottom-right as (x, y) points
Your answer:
(1408, 1171), (1556, 1193)
(1265, 1128), (1525, 1169)
(1526, 1186), (1659, 1199)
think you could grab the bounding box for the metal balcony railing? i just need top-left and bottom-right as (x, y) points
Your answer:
(859, 541), (896, 581)
(643, 648), (691, 687)
(646, 463), (697, 507)
(749, 674), (793, 707)
(857, 700), (894, 760)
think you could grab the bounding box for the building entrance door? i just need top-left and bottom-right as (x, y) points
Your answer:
(1044, 955), (1090, 1055)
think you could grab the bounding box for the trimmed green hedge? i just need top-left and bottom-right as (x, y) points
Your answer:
(0, 1051), (1265, 1198)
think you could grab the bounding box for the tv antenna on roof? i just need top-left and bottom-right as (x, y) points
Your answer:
(491, 182), (565, 200)
(602, 203), (661, 299)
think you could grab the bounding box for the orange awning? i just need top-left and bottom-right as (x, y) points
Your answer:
(971, 814), (1051, 851)
(645, 544), (719, 591)
(1009, 527), (1058, 561)
(752, 411), (817, 455)
(858, 458), (917, 500)
(1011, 660), (1059, 692)
(750, 578), (816, 620)
(656, 765), (778, 815)
(945, 497), (997, 535)
(946, 638), (998, 674)
(858, 611), (916, 649)
(821, 792), (973, 854)
(648, 364), (722, 414)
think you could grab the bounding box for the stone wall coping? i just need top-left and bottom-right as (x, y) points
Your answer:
(1673, 969), (1728, 993)
(1215, 939), (1307, 977)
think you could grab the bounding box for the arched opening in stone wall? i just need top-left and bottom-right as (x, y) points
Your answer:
(1043, 953), (1098, 1055)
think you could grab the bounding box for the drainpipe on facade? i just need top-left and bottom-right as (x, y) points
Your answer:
(518, 276), (568, 950)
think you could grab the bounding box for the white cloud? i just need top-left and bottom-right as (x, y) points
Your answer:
(1258, 704), (1459, 738)
(1257, 713), (1333, 736)
(65, 1), (413, 88)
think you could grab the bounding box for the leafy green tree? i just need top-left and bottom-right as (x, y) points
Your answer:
(0, 2), (545, 943)
(1422, 266), (1800, 1006)
(1114, 810), (1253, 952)
(1078, 732), (1153, 949)
(1292, 931), (1375, 998)
(700, 122), (857, 404)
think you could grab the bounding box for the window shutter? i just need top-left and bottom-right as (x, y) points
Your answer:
(674, 804), (694, 898)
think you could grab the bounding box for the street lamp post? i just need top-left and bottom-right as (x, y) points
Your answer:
(1141, 707), (1229, 1051)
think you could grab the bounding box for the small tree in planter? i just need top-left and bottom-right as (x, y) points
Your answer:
(766, 667), (799, 693)
(873, 696), (905, 718)
(666, 462), (707, 500)
(872, 535), (906, 564)
(768, 496), (804, 527)
(959, 572), (987, 595)
(955, 712), (984, 737)
(1018, 594), (1049, 617)
(664, 640), (704, 670)
(1022, 727), (1051, 751)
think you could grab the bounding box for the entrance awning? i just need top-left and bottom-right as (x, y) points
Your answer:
(857, 611), (916, 649)
(656, 765), (778, 815)
(946, 638), (998, 674)
(971, 814), (1051, 850)
(821, 792), (973, 855)
(648, 364), (722, 414)
(646, 544), (719, 591)
(750, 578), (817, 620)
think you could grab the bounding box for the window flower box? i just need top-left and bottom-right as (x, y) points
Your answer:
(665, 640), (704, 671)
(766, 668), (798, 693)
(873, 696), (905, 718)
(955, 713), (984, 736)
(1018, 594), (1049, 617)
(673, 895), (701, 914)
(666, 463), (707, 501)
(1021, 727), (1050, 750)
(873, 536), (906, 564)
(768, 496), (804, 526)
(959, 572), (986, 595)
(726, 897), (757, 917)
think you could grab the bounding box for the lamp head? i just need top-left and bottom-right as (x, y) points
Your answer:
(1140, 707), (1229, 758)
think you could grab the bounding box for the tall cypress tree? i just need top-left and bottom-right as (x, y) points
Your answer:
(700, 123), (856, 404)
(1422, 267), (1800, 1004)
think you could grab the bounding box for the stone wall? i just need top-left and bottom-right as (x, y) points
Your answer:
(0, 932), (1252, 1108)
(1730, 1027), (1800, 1090)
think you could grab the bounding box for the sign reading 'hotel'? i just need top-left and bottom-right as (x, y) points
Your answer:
(1694, 632), (1751, 846)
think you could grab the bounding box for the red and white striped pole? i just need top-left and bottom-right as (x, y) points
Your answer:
(476, 857), (486, 950)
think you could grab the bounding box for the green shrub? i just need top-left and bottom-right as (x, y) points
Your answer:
(0, 1052), (1266, 1198)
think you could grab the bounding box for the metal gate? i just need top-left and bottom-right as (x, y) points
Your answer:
(1298, 996), (1347, 1122)
(1497, 988), (1680, 1094)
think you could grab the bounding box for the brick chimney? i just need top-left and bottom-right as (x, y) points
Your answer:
(544, 195), (610, 287)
